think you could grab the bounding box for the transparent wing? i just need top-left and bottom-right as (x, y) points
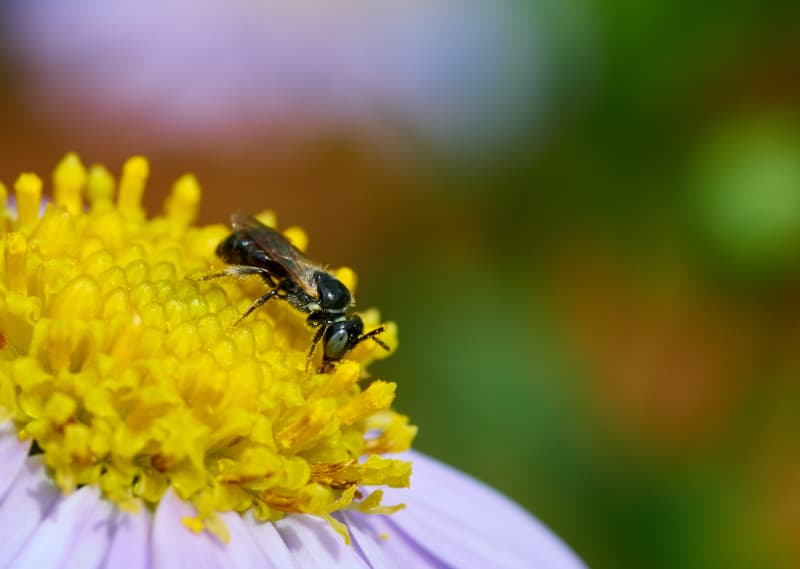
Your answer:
(230, 213), (319, 296)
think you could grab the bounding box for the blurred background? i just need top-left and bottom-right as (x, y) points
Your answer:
(1, 1), (799, 567)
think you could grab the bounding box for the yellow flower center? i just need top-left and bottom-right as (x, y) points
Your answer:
(0, 154), (415, 543)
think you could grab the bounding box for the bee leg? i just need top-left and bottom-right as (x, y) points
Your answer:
(306, 326), (326, 372)
(196, 265), (276, 285)
(233, 289), (279, 325)
(355, 326), (389, 351)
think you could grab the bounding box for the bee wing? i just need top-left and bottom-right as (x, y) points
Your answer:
(231, 213), (319, 296)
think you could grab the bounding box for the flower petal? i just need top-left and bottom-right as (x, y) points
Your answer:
(273, 514), (370, 569)
(0, 456), (62, 568)
(8, 485), (112, 569)
(0, 421), (32, 500)
(103, 505), (152, 569)
(341, 511), (444, 569)
(376, 450), (585, 569)
(229, 512), (296, 569)
(154, 489), (293, 569)
(55, 489), (119, 569)
(152, 489), (232, 569)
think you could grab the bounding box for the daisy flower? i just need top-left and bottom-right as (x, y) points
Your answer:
(8, 0), (545, 152)
(0, 155), (584, 568)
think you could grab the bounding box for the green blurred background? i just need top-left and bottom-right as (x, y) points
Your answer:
(2, 1), (800, 567)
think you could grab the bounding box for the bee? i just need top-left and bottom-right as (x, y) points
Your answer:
(201, 213), (389, 370)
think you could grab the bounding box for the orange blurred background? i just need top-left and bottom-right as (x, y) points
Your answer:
(2, 1), (800, 567)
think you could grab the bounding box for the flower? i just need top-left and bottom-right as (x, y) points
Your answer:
(8, 0), (546, 152)
(0, 154), (585, 568)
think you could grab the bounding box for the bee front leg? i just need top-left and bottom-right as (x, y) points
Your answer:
(233, 289), (279, 325)
(306, 325), (326, 372)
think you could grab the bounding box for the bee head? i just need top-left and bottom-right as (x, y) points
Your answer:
(316, 272), (351, 312)
(323, 316), (364, 361)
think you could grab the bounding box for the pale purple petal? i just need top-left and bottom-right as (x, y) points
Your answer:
(338, 511), (400, 569)
(152, 489), (233, 569)
(9, 0), (546, 151)
(102, 505), (152, 569)
(0, 421), (32, 500)
(0, 428), (583, 568)
(0, 456), (61, 568)
(341, 510), (443, 569)
(9, 485), (112, 569)
(240, 512), (296, 569)
(216, 511), (292, 569)
(274, 514), (370, 569)
(361, 450), (585, 569)
(58, 490), (119, 568)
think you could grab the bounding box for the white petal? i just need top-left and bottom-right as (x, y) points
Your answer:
(273, 514), (369, 569)
(0, 421), (32, 500)
(10, 485), (113, 569)
(103, 506), (153, 569)
(0, 456), (62, 568)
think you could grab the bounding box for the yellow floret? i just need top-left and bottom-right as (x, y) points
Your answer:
(0, 154), (413, 543)
(14, 174), (42, 229)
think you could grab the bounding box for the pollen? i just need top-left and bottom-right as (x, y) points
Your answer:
(0, 154), (415, 542)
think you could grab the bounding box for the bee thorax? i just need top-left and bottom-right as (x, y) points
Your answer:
(314, 271), (352, 311)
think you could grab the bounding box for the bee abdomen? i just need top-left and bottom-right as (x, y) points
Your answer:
(216, 230), (248, 264)
(216, 231), (285, 276)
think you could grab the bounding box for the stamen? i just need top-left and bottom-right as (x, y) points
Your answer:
(165, 174), (201, 227)
(53, 153), (87, 215)
(4, 232), (27, 294)
(86, 164), (115, 208)
(282, 226), (308, 252)
(0, 181), (8, 237)
(334, 266), (357, 294)
(48, 275), (102, 320)
(338, 380), (396, 426)
(117, 156), (149, 219)
(14, 173), (42, 229)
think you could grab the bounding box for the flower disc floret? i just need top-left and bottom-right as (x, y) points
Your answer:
(0, 154), (414, 542)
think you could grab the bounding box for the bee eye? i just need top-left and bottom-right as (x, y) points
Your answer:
(323, 317), (363, 361)
(324, 327), (350, 360)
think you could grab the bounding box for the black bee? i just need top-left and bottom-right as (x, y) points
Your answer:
(202, 213), (389, 370)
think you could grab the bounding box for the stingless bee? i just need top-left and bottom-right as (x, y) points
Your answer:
(201, 213), (389, 370)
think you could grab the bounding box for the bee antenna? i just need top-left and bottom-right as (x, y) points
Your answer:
(358, 326), (389, 351)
